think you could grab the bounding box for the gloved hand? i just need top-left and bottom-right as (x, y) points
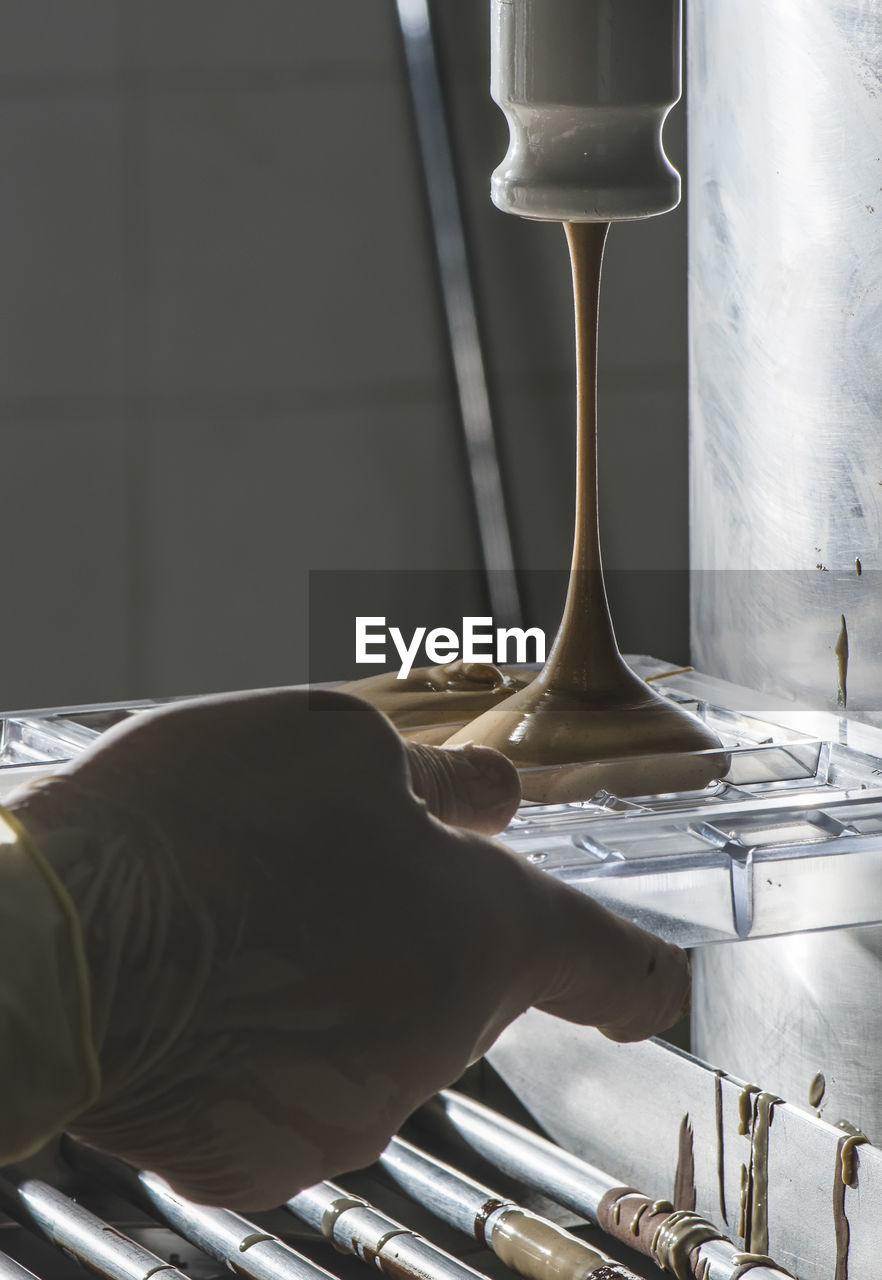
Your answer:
(6, 688), (689, 1210)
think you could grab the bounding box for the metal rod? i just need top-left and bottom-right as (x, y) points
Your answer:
(379, 1135), (641, 1280)
(380, 1137), (483, 1239)
(0, 1170), (188, 1280)
(286, 1179), (485, 1280)
(395, 0), (521, 628)
(63, 1142), (338, 1280)
(426, 1091), (619, 1212)
(421, 1092), (792, 1280)
(0, 1255), (52, 1280)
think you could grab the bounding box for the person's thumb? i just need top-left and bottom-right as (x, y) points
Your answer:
(532, 875), (691, 1042)
(406, 743), (521, 833)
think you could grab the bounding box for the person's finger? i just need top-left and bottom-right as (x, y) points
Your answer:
(406, 743), (521, 833)
(531, 874), (691, 1042)
(597, 945), (690, 1042)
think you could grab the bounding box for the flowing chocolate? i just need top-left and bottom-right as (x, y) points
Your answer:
(339, 661), (534, 738)
(445, 223), (727, 800)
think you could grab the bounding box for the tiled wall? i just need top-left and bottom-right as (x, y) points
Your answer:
(0, 1), (689, 709)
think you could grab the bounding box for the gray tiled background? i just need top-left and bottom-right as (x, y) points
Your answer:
(0, 0), (689, 708)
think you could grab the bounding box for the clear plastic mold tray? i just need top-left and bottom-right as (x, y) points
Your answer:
(501, 656), (882, 947)
(4, 661), (882, 947)
(0, 699), (159, 799)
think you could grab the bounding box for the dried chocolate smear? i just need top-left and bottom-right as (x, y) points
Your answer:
(673, 1114), (696, 1212)
(833, 1135), (850, 1280)
(713, 1070), (728, 1225)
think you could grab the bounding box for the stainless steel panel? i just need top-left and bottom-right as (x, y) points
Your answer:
(687, 0), (882, 1160)
(688, 0), (882, 717)
(692, 930), (882, 1143)
(488, 1010), (882, 1280)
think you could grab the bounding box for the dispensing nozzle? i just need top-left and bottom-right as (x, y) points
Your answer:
(490, 0), (682, 222)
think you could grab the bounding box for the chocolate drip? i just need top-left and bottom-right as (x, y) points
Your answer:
(713, 1070), (728, 1225)
(673, 1114), (697, 1212)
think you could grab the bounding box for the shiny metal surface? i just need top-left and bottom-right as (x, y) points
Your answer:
(487, 1011), (882, 1280)
(426, 1089), (790, 1280)
(425, 1093), (617, 1213)
(9, 1122), (660, 1280)
(131, 1174), (324, 1280)
(378, 1139), (641, 1280)
(0, 1257), (41, 1280)
(688, 0), (882, 719)
(0, 1172), (190, 1280)
(692, 931), (882, 1143)
(490, 0), (681, 220)
(379, 1137), (499, 1239)
(65, 1143), (333, 1280)
(687, 0), (882, 1160)
(286, 1180), (484, 1280)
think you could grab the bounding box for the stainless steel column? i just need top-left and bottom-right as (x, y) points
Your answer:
(688, 0), (882, 1136)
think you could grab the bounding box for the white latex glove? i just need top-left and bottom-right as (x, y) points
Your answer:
(5, 688), (689, 1210)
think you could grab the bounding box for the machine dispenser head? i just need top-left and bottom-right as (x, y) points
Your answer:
(490, 0), (682, 221)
